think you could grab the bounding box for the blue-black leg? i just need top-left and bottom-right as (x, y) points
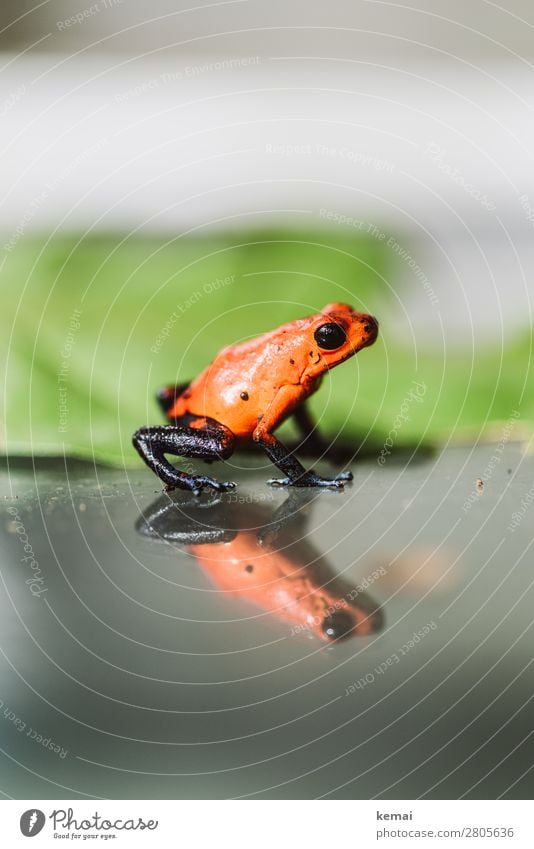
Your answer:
(293, 403), (356, 468)
(133, 417), (236, 495)
(257, 432), (352, 489)
(135, 493), (237, 544)
(157, 382), (190, 418)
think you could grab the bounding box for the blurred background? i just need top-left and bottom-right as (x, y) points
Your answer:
(1, 0), (534, 802)
(0, 0), (533, 461)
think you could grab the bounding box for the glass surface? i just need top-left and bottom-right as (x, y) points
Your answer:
(0, 446), (532, 799)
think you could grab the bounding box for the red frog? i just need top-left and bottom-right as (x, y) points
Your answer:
(133, 302), (378, 494)
(136, 491), (383, 643)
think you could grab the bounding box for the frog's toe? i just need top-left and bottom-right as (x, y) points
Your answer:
(335, 470), (353, 482)
(316, 478), (345, 489)
(187, 475), (235, 496)
(217, 479), (237, 492)
(267, 477), (291, 488)
(267, 475), (345, 490)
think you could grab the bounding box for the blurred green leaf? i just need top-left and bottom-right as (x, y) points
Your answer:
(0, 232), (531, 466)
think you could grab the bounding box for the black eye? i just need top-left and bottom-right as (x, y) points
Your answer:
(321, 612), (354, 641)
(314, 323), (347, 350)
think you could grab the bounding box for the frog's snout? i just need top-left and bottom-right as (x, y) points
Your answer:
(321, 611), (355, 641)
(360, 314), (379, 347)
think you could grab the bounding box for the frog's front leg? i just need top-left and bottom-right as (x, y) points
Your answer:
(292, 403), (360, 463)
(133, 416), (236, 495)
(257, 489), (318, 546)
(292, 402), (343, 458)
(253, 386), (353, 489)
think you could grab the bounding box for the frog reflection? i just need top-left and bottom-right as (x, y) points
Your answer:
(135, 491), (383, 643)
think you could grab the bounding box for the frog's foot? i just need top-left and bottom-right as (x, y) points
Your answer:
(267, 470), (353, 489)
(133, 423), (236, 495)
(165, 474), (236, 497)
(333, 470), (353, 482)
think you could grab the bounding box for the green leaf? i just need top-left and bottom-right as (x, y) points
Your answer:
(1, 233), (531, 465)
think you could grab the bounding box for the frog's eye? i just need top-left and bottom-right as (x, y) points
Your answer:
(321, 612), (354, 641)
(314, 322), (347, 350)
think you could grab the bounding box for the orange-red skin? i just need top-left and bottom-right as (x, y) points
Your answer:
(189, 531), (381, 641)
(168, 303), (377, 440)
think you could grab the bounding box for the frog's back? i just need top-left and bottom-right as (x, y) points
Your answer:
(171, 323), (311, 437)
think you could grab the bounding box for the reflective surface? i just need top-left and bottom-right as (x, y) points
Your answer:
(0, 446), (533, 799)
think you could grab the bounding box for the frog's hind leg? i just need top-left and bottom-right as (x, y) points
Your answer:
(157, 382), (191, 418)
(136, 493), (237, 544)
(133, 416), (236, 495)
(292, 403), (356, 464)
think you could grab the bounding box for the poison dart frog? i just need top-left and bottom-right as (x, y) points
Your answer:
(133, 302), (378, 495)
(136, 491), (384, 643)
